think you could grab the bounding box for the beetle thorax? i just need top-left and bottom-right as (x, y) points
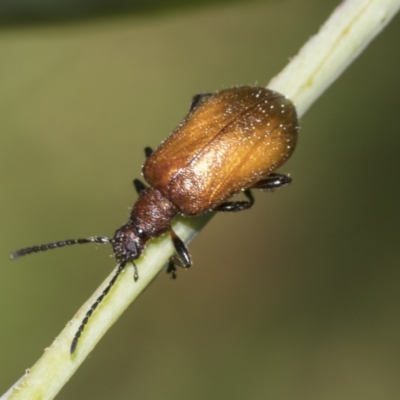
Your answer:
(130, 188), (178, 237)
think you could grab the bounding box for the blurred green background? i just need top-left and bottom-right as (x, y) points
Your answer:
(1, 1), (400, 399)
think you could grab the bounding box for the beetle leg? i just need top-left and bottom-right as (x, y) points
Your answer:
(133, 178), (147, 195)
(190, 93), (213, 112)
(166, 259), (177, 279)
(169, 228), (191, 267)
(214, 174), (291, 212)
(167, 228), (192, 278)
(132, 148), (153, 195)
(144, 147), (153, 158)
(167, 256), (189, 279)
(251, 173), (292, 191)
(214, 189), (255, 212)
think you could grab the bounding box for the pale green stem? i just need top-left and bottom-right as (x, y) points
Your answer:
(268, 0), (400, 115)
(3, 0), (400, 399)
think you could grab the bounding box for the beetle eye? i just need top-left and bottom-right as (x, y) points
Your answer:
(127, 241), (137, 253)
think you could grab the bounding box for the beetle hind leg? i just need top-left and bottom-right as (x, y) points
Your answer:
(251, 173), (292, 191)
(214, 173), (292, 213)
(214, 189), (255, 212)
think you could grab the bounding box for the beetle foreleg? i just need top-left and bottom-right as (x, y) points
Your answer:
(251, 173), (292, 191)
(167, 228), (192, 278)
(166, 259), (177, 279)
(214, 189), (255, 212)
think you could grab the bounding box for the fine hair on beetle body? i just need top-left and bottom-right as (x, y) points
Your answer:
(10, 86), (299, 353)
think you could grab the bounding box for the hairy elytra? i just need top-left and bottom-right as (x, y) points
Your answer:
(10, 86), (299, 353)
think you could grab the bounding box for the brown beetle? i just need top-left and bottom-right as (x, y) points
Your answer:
(10, 86), (298, 352)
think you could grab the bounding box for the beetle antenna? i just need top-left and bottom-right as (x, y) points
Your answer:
(9, 237), (111, 260)
(70, 260), (128, 354)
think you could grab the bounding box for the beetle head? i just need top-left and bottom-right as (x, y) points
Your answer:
(111, 223), (146, 263)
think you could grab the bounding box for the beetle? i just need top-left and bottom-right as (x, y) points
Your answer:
(10, 86), (299, 353)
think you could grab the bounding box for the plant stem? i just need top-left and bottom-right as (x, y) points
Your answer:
(268, 0), (400, 116)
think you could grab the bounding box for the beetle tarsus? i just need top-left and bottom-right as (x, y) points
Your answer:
(166, 259), (177, 279)
(132, 262), (139, 281)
